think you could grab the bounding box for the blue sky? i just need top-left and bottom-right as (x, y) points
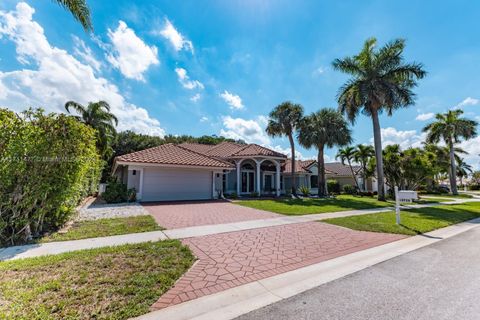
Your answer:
(1, 0), (480, 166)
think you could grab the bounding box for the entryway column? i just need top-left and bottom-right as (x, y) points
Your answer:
(236, 161), (241, 195)
(275, 161), (281, 197)
(256, 160), (261, 194)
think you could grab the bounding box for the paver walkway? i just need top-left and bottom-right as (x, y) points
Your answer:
(143, 201), (280, 229)
(151, 221), (406, 310)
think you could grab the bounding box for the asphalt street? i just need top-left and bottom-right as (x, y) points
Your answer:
(236, 226), (480, 320)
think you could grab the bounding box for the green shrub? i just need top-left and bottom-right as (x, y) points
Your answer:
(343, 184), (356, 195)
(250, 191), (259, 198)
(327, 180), (341, 194)
(102, 179), (136, 203)
(298, 185), (310, 197)
(0, 108), (102, 246)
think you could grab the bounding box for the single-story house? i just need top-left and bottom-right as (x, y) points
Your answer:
(112, 142), (375, 202)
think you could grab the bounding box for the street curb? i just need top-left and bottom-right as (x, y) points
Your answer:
(133, 217), (480, 320)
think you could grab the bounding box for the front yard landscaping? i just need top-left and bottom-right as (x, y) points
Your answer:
(39, 215), (163, 243)
(0, 240), (194, 319)
(324, 201), (480, 235)
(236, 195), (394, 215)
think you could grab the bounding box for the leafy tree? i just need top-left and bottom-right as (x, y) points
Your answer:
(354, 144), (375, 191)
(0, 108), (101, 245)
(382, 144), (435, 195)
(423, 109), (477, 194)
(65, 100), (118, 158)
(336, 146), (360, 190)
(333, 38), (426, 200)
(54, 0), (92, 31)
(266, 101), (304, 196)
(298, 108), (352, 196)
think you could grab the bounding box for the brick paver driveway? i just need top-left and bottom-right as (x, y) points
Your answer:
(151, 221), (406, 310)
(142, 200), (280, 229)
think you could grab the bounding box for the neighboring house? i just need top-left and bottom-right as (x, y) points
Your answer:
(112, 142), (375, 202)
(324, 162), (374, 192)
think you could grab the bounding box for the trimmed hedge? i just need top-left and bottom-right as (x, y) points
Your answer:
(0, 109), (102, 245)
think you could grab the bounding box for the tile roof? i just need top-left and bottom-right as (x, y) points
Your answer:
(181, 142), (287, 159)
(325, 162), (362, 176)
(115, 144), (234, 168)
(282, 159), (312, 173)
(179, 143), (217, 154)
(232, 144), (287, 158)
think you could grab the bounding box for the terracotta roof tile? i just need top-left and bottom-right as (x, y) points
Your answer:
(204, 142), (246, 157)
(179, 143), (216, 154)
(232, 144), (287, 158)
(325, 162), (362, 176)
(115, 144), (234, 168)
(282, 159), (312, 173)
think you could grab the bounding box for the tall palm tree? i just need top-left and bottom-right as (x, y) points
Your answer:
(456, 157), (473, 187)
(266, 101), (304, 196)
(65, 100), (118, 157)
(336, 146), (360, 190)
(298, 108), (352, 196)
(423, 109), (477, 195)
(54, 0), (92, 31)
(354, 144), (375, 191)
(333, 38), (426, 201)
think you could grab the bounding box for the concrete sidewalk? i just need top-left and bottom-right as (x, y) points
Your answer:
(0, 198), (476, 261)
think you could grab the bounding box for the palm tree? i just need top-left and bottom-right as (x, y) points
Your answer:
(423, 109), (477, 195)
(354, 144), (375, 191)
(266, 101), (304, 196)
(54, 0), (92, 31)
(336, 146), (360, 190)
(298, 108), (352, 196)
(332, 38), (426, 200)
(456, 157), (473, 187)
(65, 100), (118, 157)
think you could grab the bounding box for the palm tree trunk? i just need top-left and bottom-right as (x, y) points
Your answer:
(347, 159), (360, 191)
(448, 140), (458, 195)
(371, 109), (386, 201)
(362, 164), (368, 191)
(288, 133), (297, 196)
(318, 146), (326, 196)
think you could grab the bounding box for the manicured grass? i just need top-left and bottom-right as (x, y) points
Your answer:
(324, 202), (480, 236)
(40, 215), (163, 243)
(420, 193), (473, 199)
(236, 195), (394, 216)
(0, 240), (194, 319)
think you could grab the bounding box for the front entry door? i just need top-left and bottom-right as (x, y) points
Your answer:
(241, 171), (255, 193)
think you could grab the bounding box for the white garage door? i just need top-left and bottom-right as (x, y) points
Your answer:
(142, 167), (212, 201)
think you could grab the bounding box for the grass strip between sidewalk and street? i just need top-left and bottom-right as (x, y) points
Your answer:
(0, 240), (194, 320)
(323, 202), (480, 236)
(236, 195), (444, 216)
(39, 215), (163, 243)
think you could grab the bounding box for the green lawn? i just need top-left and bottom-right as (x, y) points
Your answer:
(420, 193), (473, 199)
(0, 240), (194, 320)
(40, 215), (163, 243)
(324, 202), (480, 236)
(236, 195), (395, 215)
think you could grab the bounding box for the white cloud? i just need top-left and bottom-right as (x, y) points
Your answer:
(72, 36), (101, 72)
(220, 115), (270, 144)
(220, 90), (244, 110)
(457, 97), (479, 108)
(269, 145), (303, 159)
(459, 136), (480, 170)
(0, 2), (165, 136)
(312, 66), (326, 76)
(157, 18), (193, 53)
(190, 93), (201, 102)
(174, 67), (204, 90)
(106, 20), (159, 81)
(200, 116), (208, 122)
(415, 112), (435, 121)
(371, 127), (425, 150)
